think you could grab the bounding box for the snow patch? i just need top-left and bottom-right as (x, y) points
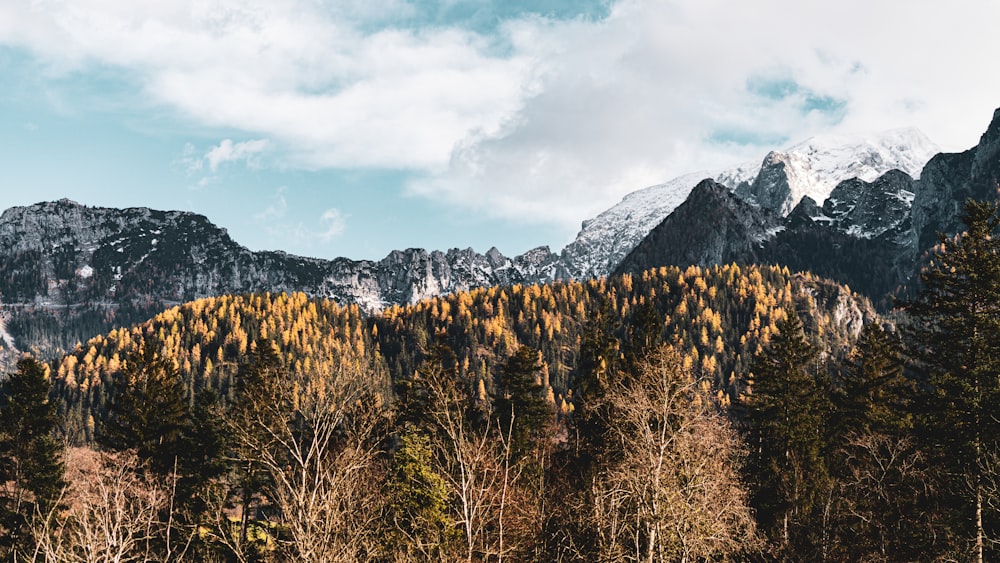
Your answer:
(561, 127), (939, 278)
(78, 265), (93, 279)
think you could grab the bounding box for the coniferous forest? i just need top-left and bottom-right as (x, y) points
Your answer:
(1, 200), (999, 561)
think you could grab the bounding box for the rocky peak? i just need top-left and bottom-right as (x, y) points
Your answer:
(912, 107), (1000, 251)
(616, 179), (779, 273)
(562, 127), (938, 280)
(786, 196), (823, 229)
(736, 151), (793, 214)
(972, 107), (1000, 187)
(823, 169), (915, 240)
(0, 201), (565, 357)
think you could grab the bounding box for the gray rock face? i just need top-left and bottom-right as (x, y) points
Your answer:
(616, 107), (1000, 308)
(617, 179), (780, 272)
(736, 152), (793, 214)
(0, 200), (559, 356)
(823, 169), (915, 242)
(563, 128), (938, 279)
(912, 108), (1000, 253)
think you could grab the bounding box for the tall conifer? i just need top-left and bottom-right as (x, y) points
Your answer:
(97, 340), (191, 477)
(904, 199), (1000, 563)
(494, 346), (550, 461)
(0, 357), (65, 556)
(743, 311), (830, 556)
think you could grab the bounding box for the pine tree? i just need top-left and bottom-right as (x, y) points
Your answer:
(97, 339), (191, 478)
(176, 388), (228, 520)
(904, 199), (1000, 562)
(228, 337), (288, 550)
(826, 323), (938, 561)
(834, 323), (911, 437)
(385, 430), (455, 559)
(494, 346), (550, 461)
(385, 343), (462, 558)
(0, 357), (65, 557)
(571, 294), (620, 468)
(622, 298), (661, 375)
(743, 310), (830, 556)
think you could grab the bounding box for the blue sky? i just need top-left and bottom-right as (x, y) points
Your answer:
(1, 0), (999, 261)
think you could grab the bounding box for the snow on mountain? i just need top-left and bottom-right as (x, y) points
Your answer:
(560, 128), (940, 279)
(737, 128), (940, 216)
(0, 199), (562, 357)
(558, 167), (756, 279)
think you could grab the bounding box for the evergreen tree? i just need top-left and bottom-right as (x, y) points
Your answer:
(176, 388), (228, 520)
(494, 345), (550, 461)
(826, 323), (938, 561)
(228, 338), (288, 550)
(385, 343), (462, 558)
(833, 323), (911, 437)
(385, 430), (455, 559)
(395, 343), (459, 432)
(571, 294), (620, 466)
(0, 357), (65, 557)
(904, 199), (1000, 562)
(622, 298), (661, 375)
(743, 310), (830, 557)
(98, 339), (191, 477)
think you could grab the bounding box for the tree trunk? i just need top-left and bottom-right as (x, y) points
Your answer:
(976, 480), (984, 563)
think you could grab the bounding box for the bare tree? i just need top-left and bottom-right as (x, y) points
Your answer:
(602, 345), (757, 563)
(227, 359), (387, 562)
(30, 448), (167, 563)
(412, 351), (547, 563)
(827, 432), (963, 562)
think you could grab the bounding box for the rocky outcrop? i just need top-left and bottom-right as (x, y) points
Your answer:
(0, 200), (560, 356)
(615, 108), (1000, 309)
(616, 179), (779, 272)
(562, 128), (938, 279)
(911, 108), (1000, 252)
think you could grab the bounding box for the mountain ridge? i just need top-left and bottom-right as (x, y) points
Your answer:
(560, 127), (940, 279)
(616, 107), (1000, 307)
(0, 199), (562, 357)
(0, 116), (976, 358)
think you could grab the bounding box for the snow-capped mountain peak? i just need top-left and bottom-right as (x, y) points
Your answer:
(560, 127), (940, 279)
(739, 128), (939, 215)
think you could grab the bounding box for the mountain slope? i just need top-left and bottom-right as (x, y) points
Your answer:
(617, 108), (1000, 307)
(561, 128), (939, 279)
(51, 264), (876, 443)
(0, 199), (560, 357)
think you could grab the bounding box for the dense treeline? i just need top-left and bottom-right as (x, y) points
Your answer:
(50, 264), (873, 444)
(1, 200), (997, 560)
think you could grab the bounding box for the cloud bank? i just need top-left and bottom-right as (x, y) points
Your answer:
(3, 0), (999, 232)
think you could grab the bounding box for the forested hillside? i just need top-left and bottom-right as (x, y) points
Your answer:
(0, 198), (995, 560)
(51, 264), (873, 444)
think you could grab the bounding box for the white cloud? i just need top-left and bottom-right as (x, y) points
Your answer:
(205, 139), (269, 172)
(413, 0), (1000, 228)
(0, 0), (534, 169)
(254, 188), (347, 244)
(4, 0), (1000, 235)
(318, 208), (347, 241)
(255, 186), (289, 222)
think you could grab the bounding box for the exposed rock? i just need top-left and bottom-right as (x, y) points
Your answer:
(616, 179), (779, 272)
(0, 201), (560, 356)
(562, 128), (938, 279)
(614, 108), (1000, 309)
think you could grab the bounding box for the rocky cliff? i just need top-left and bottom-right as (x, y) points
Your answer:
(617, 108), (1000, 309)
(0, 199), (560, 356)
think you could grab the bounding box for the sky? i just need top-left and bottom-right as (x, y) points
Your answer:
(1, 0), (999, 261)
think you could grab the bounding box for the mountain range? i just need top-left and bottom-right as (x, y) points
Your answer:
(617, 108), (1000, 307)
(1, 108), (997, 358)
